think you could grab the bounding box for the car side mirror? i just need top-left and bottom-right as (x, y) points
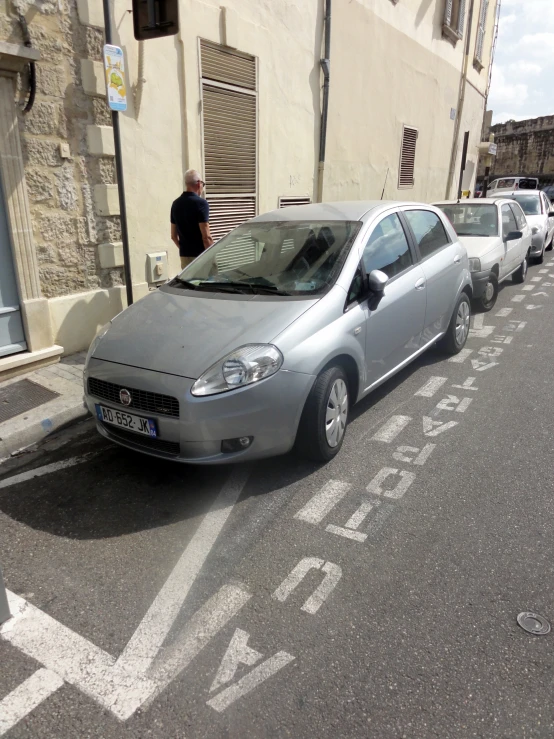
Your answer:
(548, 211), (554, 218)
(504, 230), (522, 241)
(368, 269), (388, 293)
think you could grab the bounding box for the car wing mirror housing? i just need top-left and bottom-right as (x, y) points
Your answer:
(368, 269), (389, 293)
(548, 211), (554, 218)
(505, 230), (522, 241)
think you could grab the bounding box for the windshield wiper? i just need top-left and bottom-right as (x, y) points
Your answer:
(246, 284), (291, 296)
(170, 277), (198, 290)
(193, 280), (255, 294)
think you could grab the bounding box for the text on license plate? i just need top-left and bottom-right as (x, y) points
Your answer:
(95, 404), (157, 437)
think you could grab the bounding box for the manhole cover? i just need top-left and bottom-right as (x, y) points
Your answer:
(0, 379), (60, 424)
(517, 612), (551, 635)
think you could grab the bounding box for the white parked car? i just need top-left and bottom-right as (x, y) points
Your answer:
(496, 190), (554, 264)
(486, 176), (539, 197)
(434, 199), (532, 311)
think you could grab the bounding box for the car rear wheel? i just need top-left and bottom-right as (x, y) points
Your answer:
(438, 292), (471, 355)
(475, 275), (498, 312)
(513, 254), (528, 284)
(296, 366), (349, 462)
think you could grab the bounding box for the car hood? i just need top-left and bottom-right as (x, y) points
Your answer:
(93, 286), (319, 378)
(525, 214), (545, 228)
(456, 235), (500, 259)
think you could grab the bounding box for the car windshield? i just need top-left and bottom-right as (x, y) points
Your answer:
(170, 220), (361, 296)
(497, 193), (541, 215)
(436, 204), (498, 237)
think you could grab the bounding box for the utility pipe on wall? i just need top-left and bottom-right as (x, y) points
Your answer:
(316, 0), (331, 203)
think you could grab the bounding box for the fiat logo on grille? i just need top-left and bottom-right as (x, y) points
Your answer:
(119, 388), (132, 406)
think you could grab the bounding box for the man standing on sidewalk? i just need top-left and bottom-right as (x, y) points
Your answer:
(171, 169), (214, 269)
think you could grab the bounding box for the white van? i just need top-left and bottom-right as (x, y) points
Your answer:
(487, 176), (539, 196)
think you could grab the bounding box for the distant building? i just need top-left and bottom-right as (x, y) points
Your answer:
(479, 115), (554, 184)
(0, 0), (498, 376)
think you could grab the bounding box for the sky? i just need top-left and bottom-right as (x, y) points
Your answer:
(488, 0), (554, 124)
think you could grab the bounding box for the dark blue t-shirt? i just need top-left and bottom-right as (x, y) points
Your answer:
(170, 192), (210, 257)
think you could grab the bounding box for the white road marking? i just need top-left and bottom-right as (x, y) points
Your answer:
(423, 417), (458, 436)
(521, 285), (534, 291)
(452, 377), (478, 391)
(533, 291), (548, 297)
(117, 466), (250, 676)
(371, 415), (411, 442)
(0, 669), (64, 737)
(495, 308), (512, 317)
(539, 268), (549, 273)
(505, 321), (526, 332)
(492, 335), (513, 344)
(478, 346), (503, 357)
(272, 557), (323, 602)
(543, 282), (553, 286)
(271, 558), (342, 615)
(435, 395), (472, 413)
(207, 653), (295, 713)
(414, 377), (447, 398)
(470, 359), (499, 372)
(531, 276), (542, 282)
(326, 524), (367, 542)
(345, 500), (375, 529)
(0, 453), (98, 491)
(469, 326), (494, 338)
(294, 481), (351, 525)
(511, 295), (525, 302)
(366, 467), (415, 500)
(526, 304), (543, 310)
(393, 443), (436, 465)
(472, 314), (484, 330)
(448, 348), (473, 363)
(210, 629), (262, 694)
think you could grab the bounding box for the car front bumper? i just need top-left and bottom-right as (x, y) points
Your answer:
(470, 270), (492, 299)
(530, 233), (545, 254)
(84, 358), (315, 464)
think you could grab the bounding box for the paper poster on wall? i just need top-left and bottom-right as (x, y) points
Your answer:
(103, 44), (127, 112)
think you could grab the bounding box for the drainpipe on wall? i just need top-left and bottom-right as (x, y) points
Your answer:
(445, 0), (476, 199)
(316, 0), (331, 203)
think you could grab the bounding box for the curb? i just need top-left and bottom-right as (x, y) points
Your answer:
(0, 403), (91, 462)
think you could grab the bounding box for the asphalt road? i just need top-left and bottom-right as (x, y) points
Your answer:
(2, 260), (554, 738)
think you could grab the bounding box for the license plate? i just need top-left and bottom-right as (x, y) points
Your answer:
(95, 404), (157, 437)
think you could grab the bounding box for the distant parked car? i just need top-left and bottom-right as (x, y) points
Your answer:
(84, 201), (472, 464)
(487, 176), (539, 196)
(542, 185), (554, 201)
(496, 190), (554, 263)
(435, 198), (532, 311)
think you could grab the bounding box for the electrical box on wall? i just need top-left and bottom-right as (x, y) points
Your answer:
(146, 251), (168, 283)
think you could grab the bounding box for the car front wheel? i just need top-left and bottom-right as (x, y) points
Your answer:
(438, 292), (471, 355)
(513, 254), (528, 284)
(296, 366), (349, 462)
(475, 275), (498, 312)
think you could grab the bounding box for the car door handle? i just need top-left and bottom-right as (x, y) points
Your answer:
(454, 255), (461, 264)
(415, 278), (426, 290)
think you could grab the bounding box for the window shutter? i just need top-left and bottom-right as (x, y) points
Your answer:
(475, 0), (489, 61)
(278, 196), (311, 208)
(200, 40), (256, 90)
(444, 0), (453, 26)
(398, 126), (418, 189)
(206, 196), (256, 242)
(457, 0), (466, 36)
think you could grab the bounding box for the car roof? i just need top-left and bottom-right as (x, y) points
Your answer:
(251, 200), (440, 223)
(495, 190), (541, 196)
(435, 198), (507, 205)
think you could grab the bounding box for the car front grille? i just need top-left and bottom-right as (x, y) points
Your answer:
(102, 424), (180, 456)
(88, 377), (180, 418)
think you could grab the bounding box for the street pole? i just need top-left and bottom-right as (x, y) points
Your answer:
(0, 567), (10, 625)
(457, 130), (470, 201)
(102, 0), (133, 306)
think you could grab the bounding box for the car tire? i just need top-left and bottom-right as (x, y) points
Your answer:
(296, 365), (349, 463)
(438, 292), (471, 355)
(513, 254), (528, 284)
(534, 241), (546, 265)
(546, 239), (553, 252)
(474, 275), (498, 312)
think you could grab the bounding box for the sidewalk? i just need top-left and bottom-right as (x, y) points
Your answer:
(0, 353), (90, 461)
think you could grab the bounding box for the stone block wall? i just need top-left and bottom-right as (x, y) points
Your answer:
(481, 115), (554, 180)
(0, 0), (123, 300)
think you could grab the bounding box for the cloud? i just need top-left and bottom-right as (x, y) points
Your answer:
(507, 61), (542, 77)
(489, 67), (528, 107)
(516, 32), (554, 60)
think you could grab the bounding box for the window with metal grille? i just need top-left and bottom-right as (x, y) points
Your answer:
(443, 0), (466, 41)
(200, 40), (257, 246)
(474, 0), (489, 67)
(398, 126), (418, 189)
(278, 196), (312, 208)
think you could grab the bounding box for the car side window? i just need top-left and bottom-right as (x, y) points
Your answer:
(510, 203), (527, 231)
(501, 204), (518, 239)
(404, 210), (450, 259)
(346, 265), (365, 306)
(362, 213), (413, 280)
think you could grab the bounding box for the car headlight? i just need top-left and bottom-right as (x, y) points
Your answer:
(191, 344), (284, 397)
(85, 322), (111, 366)
(531, 226), (539, 235)
(468, 258), (481, 273)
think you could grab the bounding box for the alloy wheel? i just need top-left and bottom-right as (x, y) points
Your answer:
(455, 299), (470, 346)
(325, 378), (348, 447)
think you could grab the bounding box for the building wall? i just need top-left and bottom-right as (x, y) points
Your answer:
(0, 0), (497, 366)
(483, 116), (554, 179)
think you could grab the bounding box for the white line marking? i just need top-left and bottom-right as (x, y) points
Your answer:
(414, 377), (447, 398)
(366, 467), (415, 500)
(345, 500), (375, 529)
(210, 629), (262, 694)
(511, 294), (525, 302)
(526, 304), (543, 310)
(423, 417), (458, 437)
(448, 348), (473, 363)
(0, 454), (98, 490)
(472, 313), (484, 330)
(521, 285), (534, 291)
(371, 415), (411, 442)
(457, 397), (473, 413)
(505, 321), (526, 332)
(470, 359), (499, 371)
(531, 276), (542, 282)
(294, 481), (351, 525)
(495, 308), (512, 317)
(539, 268), (549, 273)
(469, 326), (494, 338)
(117, 466), (250, 676)
(301, 562), (342, 614)
(272, 558), (323, 603)
(207, 652), (295, 713)
(325, 524), (367, 542)
(452, 377), (478, 391)
(0, 669), (64, 737)
(533, 291), (548, 297)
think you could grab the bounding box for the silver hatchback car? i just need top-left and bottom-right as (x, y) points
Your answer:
(84, 201), (472, 464)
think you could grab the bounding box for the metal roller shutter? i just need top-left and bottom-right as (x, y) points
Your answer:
(200, 40), (256, 91)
